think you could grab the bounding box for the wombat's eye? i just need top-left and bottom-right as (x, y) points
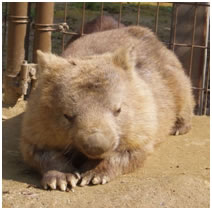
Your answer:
(64, 114), (76, 122)
(114, 108), (121, 116)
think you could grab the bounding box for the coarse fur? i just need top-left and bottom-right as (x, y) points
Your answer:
(20, 25), (194, 191)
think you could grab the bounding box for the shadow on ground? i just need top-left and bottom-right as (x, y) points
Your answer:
(2, 113), (41, 186)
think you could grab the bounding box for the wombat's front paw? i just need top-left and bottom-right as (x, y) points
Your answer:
(170, 117), (191, 136)
(41, 170), (80, 191)
(80, 170), (111, 186)
(170, 123), (191, 135)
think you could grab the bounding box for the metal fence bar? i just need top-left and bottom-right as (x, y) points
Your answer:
(174, 2), (210, 7)
(80, 3), (86, 35)
(188, 5), (197, 77)
(136, 2), (141, 25)
(168, 43), (209, 49)
(63, 31), (83, 36)
(203, 63), (210, 115)
(200, 6), (210, 115)
(171, 4), (179, 51)
(192, 87), (210, 91)
(189, 5), (201, 114)
(154, 2), (160, 33)
(118, 3), (123, 28)
(3, 3), (8, 61)
(99, 3), (104, 30)
(61, 3), (68, 52)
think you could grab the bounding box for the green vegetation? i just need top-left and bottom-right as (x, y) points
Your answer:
(53, 2), (173, 54)
(2, 2), (173, 67)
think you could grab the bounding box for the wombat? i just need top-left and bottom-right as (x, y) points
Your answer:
(21, 26), (194, 191)
(65, 15), (124, 47)
(82, 15), (124, 33)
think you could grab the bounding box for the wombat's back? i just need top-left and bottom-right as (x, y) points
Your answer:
(63, 25), (194, 139)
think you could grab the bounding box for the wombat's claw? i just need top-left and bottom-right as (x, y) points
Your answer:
(66, 172), (81, 188)
(92, 176), (101, 185)
(175, 129), (180, 136)
(170, 119), (191, 136)
(42, 170), (80, 191)
(92, 176), (110, 185)
(80, 171), (97, 186)
(80, 176), (92, 187)
(80, 173), (110, 186)
(170, 125), (191, 136)
(42, 170), (67, 191)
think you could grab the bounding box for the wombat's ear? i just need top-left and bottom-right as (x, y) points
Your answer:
(37, 50), (68, 73)
(37, 50), (52, 68)
(112, 47), (135, 71)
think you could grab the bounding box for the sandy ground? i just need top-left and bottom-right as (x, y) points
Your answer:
(2, 102), (210, 208)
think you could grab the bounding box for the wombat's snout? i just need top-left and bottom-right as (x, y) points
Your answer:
(79, 133), (112, 159)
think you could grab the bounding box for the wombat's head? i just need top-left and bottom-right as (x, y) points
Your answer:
(36, 49), (135, 159)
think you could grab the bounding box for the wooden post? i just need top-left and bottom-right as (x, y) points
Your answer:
(33, 3), (54, 63)
(3, 2), (28, 105)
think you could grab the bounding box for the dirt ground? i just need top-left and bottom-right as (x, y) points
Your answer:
(2, 101), (210, 208)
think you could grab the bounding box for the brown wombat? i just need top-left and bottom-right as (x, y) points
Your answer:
(65, 15), (124, 47)
(20, 26), (194, 191)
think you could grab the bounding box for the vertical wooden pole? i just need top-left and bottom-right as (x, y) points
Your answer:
(33, 3), (54, 63)
(3, 2), (28, 105)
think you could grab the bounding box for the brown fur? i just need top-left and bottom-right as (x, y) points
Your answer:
(20, 25), (194, 191)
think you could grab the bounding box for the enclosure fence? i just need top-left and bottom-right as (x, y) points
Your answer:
(2, 2), (210, 115)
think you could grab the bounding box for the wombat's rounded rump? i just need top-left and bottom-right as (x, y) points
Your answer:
(21, 25), (194, 191)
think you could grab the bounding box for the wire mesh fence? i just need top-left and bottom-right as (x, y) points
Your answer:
(2, 2), (210, 115)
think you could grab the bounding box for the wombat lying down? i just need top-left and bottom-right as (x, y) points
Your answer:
(21, 26), (194, 191)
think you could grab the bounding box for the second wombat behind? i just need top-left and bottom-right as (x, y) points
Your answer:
(65, 15), (124, 47)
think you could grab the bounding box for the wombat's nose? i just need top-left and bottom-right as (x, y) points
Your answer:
(81, 133), (111, 158)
